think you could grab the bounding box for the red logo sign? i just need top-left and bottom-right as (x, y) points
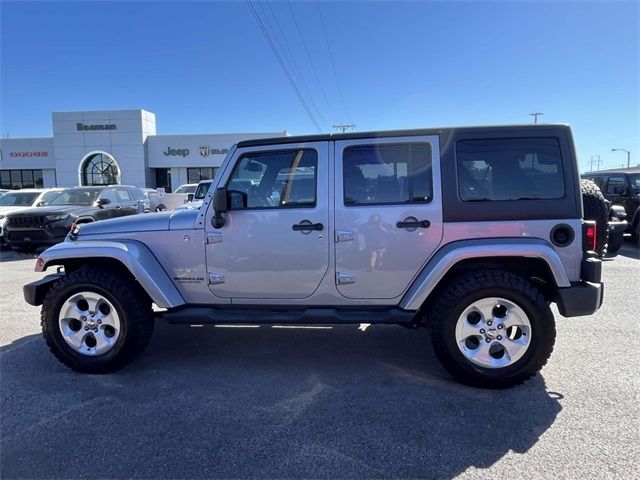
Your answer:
(10, 151), (48, 157)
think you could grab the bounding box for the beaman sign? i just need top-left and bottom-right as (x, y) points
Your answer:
(76, 123), (117, 131)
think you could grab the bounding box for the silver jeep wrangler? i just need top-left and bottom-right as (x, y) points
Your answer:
(24, 125), (603, 388)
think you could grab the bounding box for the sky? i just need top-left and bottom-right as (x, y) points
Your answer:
(1, 0), (638, 172)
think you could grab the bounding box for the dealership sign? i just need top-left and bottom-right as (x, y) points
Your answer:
(10, 151), (49, 157)
(199, 146), (229, 157)
(76, 123), (117, 131)
(163, 147), (190, 157)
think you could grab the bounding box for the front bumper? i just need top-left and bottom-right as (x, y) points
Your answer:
(23, 273), (64, 306)
(555, 256), (604, 317)
(4, 225), (71, 248)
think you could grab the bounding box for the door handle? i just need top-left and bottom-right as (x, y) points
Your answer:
(396, 219), (430, 229)
(292, 222), (324, 231)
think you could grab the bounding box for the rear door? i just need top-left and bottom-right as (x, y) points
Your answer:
(115, 188), (139, 216)
(334, 136), (443, 299)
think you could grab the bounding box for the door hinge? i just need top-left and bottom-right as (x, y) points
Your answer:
(335, 229), (355, 242)
(208, 272), (225, 285)
(206, 233), (223, 244)
(337, 272), (356, 285)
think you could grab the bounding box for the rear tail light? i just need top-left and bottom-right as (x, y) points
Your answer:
(583, 221), (597, 252)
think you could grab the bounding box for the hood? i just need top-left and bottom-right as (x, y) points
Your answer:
(78, 211), (173, 236)
(0, 205), (35, 217)
(7, 205), (95, 217)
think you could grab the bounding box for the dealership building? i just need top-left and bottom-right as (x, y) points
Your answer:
(0, 109), (285, 191)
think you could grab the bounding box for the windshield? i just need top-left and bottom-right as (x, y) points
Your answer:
(174, 184), (197, 194)
(0, 192), (39, 206)
(629, 174), (640, 192)
(41, 189), (101, 206)
(194, 182), (212, 200)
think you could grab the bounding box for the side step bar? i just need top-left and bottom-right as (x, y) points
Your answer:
(159, 306), (417, 325)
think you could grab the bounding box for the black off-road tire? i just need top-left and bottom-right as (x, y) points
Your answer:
(606, 232), (624, 255)
(581, 179), (609, 257)
(41, 266), (154, 373)
(429, 270), (556, 389)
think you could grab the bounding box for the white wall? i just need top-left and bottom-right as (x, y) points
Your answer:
(52, 109), (155, 187)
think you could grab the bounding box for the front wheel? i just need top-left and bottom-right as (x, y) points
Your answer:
(429, 270), (556, 388)
(41, 267), (154, 373)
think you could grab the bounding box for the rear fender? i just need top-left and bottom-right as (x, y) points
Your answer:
(400, 238), (570, 311)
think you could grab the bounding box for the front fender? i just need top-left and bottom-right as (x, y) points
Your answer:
(36, 240), (185, 309)
(400, 238), (571, 311)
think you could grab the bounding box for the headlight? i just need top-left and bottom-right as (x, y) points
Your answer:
(45, 213), (70, 222)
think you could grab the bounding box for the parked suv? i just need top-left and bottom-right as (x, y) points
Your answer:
(24, 125), (603, 388)
(581, 167), (640, 241)
(5, 185), (144, 251)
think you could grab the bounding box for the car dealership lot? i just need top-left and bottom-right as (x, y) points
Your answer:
(1, 244), (638, 479)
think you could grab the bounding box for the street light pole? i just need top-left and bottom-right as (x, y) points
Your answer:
(611, 148), (631, 168)
(529, 112), (543, 124)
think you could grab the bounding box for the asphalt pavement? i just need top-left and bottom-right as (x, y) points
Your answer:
(1, 242), (638, 479)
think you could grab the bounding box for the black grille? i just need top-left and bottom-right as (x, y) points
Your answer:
(7, 230), (48, 241)
(7, 215), (47, 227)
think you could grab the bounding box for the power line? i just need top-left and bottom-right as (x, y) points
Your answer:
(287, 0), (337, 121)
(246, 0), (322, 133)
(262, 1), (327, 130)
(316, 0), (352, 123)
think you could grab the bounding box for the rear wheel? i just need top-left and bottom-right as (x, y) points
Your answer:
(429, 270), (555, 388)
(41, 267), (154, 373)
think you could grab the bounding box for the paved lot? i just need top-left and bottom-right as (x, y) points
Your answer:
(1, 243), (638, 479)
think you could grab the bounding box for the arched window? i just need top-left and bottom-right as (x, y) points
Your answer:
(81, 153), (120, 186)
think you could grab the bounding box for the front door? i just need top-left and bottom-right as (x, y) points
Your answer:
(205, 142), (330, 299)
(334, 136), (443, 299)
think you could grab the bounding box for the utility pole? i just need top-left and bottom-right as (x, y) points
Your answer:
(589, 155), (602, 172)
(529, 112), (543, 124)
(333, 124), (356, 133)
(611, 148), (631, 168)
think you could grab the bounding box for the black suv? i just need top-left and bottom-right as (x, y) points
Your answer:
(4, 186), (145, 251)
(582, 167), (640, 240)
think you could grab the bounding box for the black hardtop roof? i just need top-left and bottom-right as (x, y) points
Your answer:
(236, 124), (571, 148)
(583, 166), (640, 175)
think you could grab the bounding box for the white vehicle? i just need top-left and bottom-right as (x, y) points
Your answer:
(148, 184), (197, 211)
(0, 189), (62, 245)
(175, 180), (213, 211)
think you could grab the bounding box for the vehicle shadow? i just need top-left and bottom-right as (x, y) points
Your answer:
(0, 247), (38, 262)
(0, 323), (562, 479)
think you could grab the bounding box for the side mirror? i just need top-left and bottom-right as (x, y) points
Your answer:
(187, 193), (194, 202)
(95, 198), (111, 208)
(212, 187), (228, 228)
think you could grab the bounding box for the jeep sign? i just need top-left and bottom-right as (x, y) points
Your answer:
(76, 123), (117, 131)
(163, 147), (190, 157)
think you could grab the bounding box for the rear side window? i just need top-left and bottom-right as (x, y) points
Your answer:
(343, 143), (432, 206)
(457, 138), (564, 201)
(116, 189), (134, 201)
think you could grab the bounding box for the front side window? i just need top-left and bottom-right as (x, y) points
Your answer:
(343, 143), (432, 206)
(457, 138), (564, 201)
(227, 149), (317, 209)
(606, 176), (627, 195)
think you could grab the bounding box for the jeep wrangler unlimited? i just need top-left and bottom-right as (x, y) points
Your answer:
(24, 125), (603, 388)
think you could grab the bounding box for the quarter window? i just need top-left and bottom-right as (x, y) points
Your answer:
(343, 143), (432, 206)
(457, 138), (564, 201)
(227, 149), (317, 209)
